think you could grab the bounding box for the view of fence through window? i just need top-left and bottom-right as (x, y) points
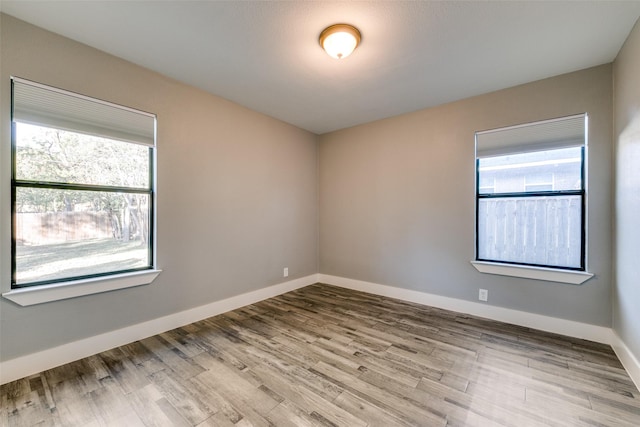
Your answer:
(13, 122), (152, 285)
(477, 147), (583, 269)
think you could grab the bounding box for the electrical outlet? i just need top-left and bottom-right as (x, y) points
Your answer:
(479, 289), (488, 302)
(283, 267), (289, 277)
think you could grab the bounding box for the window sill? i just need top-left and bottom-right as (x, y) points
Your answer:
(470, 261), (593, 285)
(2, 269), (162, 306)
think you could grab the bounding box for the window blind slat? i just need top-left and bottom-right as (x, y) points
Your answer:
(476, 114), (586, 157)
(12, 78), (155, 146)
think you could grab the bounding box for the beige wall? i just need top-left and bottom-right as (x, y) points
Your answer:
(320, 65), (613, 326)
(0, 14), (319, 360)
(613, 19), (640, 359)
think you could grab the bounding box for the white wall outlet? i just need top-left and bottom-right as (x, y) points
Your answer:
(479, 289), (488, 302)
(283, 267), (289, 278)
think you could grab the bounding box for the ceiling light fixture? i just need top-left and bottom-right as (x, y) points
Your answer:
(319, 24), (361, 59)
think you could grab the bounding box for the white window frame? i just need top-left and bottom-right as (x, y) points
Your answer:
(2, 77), (161, 306)
(471, 114), (593, 285)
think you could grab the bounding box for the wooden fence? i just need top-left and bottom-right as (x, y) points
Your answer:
(477, 196), (582, 268)
(15, 212), (114, 245)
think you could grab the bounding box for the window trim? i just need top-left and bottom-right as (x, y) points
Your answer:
(474, 114), (589, 277)
(470, 261), (593, 285)
(8, 77), (158, 292)
(2, 269), (162, 306)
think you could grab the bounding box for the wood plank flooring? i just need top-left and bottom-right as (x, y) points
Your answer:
(2, 283), (639, 426)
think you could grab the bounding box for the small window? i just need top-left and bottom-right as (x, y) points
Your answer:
(478, 176), (496, 194)
(475, 114), (587, 270)
(11, 78), (156, 288)
(524, 172), (554, 192)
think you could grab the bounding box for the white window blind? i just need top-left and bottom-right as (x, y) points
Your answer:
(12, 77), (155, 146)
(476, 114), (586, 157)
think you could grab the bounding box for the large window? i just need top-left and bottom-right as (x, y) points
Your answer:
(475, 114), (587, 271)
(11, 78), (156, 288)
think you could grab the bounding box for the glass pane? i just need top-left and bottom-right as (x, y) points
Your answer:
(14, 122), (150, 188)
(14, 188), (151, 285)
(478, 147), (582, 194)
(477, 195), (582, 268)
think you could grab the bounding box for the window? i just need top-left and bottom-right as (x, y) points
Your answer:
(475, 114), (587, 271)
(11, 77), (156, 288)
(524, 172), (554, 192)
(478, 176), (496, 194)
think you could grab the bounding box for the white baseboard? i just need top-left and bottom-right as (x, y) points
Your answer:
(4, 273), (638, 393)
(0, 274), (318, 385)
(319, 274), (613, 345)
(610, 332), (640, 392)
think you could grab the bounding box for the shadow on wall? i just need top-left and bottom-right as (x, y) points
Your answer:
(615, 108), (640, 354)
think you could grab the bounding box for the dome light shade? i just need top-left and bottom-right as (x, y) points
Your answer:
(319, 24), (361, 59)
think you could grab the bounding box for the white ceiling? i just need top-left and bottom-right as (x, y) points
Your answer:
(2, 1), (640, 134)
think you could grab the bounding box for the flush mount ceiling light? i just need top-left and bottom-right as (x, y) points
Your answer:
(319, 24), (361, 59)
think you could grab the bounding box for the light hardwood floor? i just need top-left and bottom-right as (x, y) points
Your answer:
(2, 283), (639, 426)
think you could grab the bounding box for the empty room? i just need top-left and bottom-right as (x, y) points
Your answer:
(1, 1), (640, 426)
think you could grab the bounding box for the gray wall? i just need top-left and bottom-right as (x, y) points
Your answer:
(0, 12), (627, 364)
(613, 19), (640, 359)
(319, 65), (613, 326)
(0, 15), (319, 361)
